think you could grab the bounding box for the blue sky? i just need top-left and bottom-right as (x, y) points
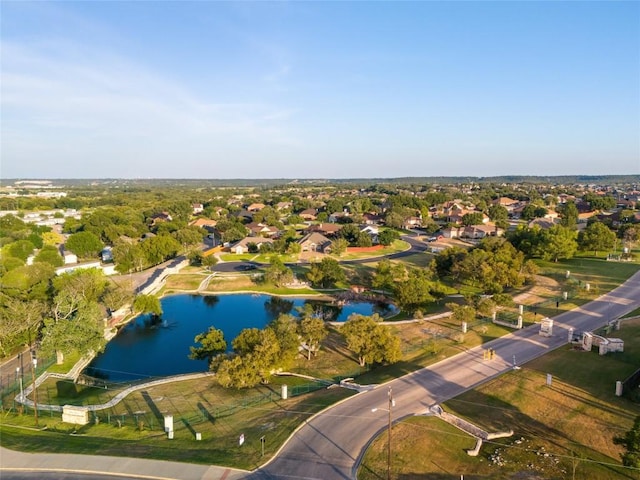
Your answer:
(2, 1), (638, 179)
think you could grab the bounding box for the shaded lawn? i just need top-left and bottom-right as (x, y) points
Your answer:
(2, 383), (353, 470)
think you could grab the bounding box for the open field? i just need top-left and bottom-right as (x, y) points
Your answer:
(358, 319), (640, 479)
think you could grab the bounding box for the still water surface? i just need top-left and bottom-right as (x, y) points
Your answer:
(86, 294), (394, 382)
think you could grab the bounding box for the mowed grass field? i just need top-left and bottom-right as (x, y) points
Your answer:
(359, 319), (640, 480)
(1, 377), (353, 470)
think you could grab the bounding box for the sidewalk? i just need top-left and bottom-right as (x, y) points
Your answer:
(1, 446), (250, 480)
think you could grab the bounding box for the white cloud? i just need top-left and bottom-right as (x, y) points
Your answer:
(1, 39), (300, 177)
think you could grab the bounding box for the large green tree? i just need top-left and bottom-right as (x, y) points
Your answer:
(264, 257), (294, 287)
(133, 294), (163, 317)
(559, 202), (579, 229)
(341, 314), (401, 367)
(0, 294), (46, 356)
(461, 212), (484, 226)
(299, 315), (328, 360)
(5, 239), (36, 262)
(141, 234), (181, 265)
(306, 257), (345, 288)
(221, 327), (282, 387)
(578, 222), (616, 256)
(65, 231), (104, 258)
(41, 269), (109, 363)
(393, 268), (440, 313)
(34, 245), (64, 267)
(536, 225), (578, 262)
(189, 327), (227, 363)
(268, 314), (300, 366)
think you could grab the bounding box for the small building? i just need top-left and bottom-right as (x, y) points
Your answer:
(307, 223), (342, 237)
(192, 203), (204, 214)
(298, 232), (333, 253)
(231, 237), (274, 254)
(299, 209), (318, 221)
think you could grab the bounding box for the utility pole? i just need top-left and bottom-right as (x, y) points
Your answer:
(371, 387), (396, 480)
(260, 435), (265, 457)
(387, 386), (394, 480)
(31, 350), (39, 426)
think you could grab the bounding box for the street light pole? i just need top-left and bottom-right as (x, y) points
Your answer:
(372, 387), (396, 480)
(387, 386), (393, 480)
(31, 352), (38, 426)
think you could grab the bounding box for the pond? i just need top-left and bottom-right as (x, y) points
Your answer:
(85, 294), (395, 382)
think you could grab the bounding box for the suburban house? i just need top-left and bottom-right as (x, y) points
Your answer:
(189, 218), (218, 233)
(298, 232), (333, 253)
(462, 224), (504, 239)
(492, 197), (519, 207)
(360, 225), (379, 243)
(246, 222), (279, 237)
(246, 203), (266, 212)
(149, 211), (172, 226)
(402, 216), (422, 229)
(307, 223), (342, 237)
(276, 201), (293, 211)
(528, 218), (557, 229)
(362, 213), (383, 225)
(442, 224), (504, 239)
(230, 237), (274, 254)
(60, 248), (78, 265)
(299, 208), (318, 221)
(192, 203), (204, 214)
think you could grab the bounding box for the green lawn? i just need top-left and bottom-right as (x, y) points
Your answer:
(1, 378), (353, 470)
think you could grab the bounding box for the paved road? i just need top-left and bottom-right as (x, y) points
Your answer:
(1, 447), (248, 480)
(249, 269), (640, 479)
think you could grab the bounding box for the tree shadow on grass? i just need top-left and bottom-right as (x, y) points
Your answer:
(141, 390), (163, 421)
(197, 401), (215, 425)
(55, 380), (77, 401)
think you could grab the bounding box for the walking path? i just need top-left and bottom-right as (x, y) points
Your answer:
(16, 372), (212, 412)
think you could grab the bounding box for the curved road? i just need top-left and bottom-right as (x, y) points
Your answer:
(4, 257), (640, 480)
(212, 233), (428, 273)
(249, 269), (640, 479)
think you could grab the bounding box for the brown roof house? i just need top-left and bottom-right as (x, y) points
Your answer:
(149, 211), (172, 226)
(246, 203), (266, 212)
(307, 223), (342, 237)
(298, 232), (333, 253)
(190, 218), (218, 232)
(299, 209), (318, 221)
(246, 222), (279, 237)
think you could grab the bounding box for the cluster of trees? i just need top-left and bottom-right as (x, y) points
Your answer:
(372, 259), (444, 314)
(193, 310), (328, 388)
(341, 314), (400, 367)
(306, 258), (346, 288)
(508, 220), (621, 262)
(190, 309), (403, 389)
(0, 268), (133, 360)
